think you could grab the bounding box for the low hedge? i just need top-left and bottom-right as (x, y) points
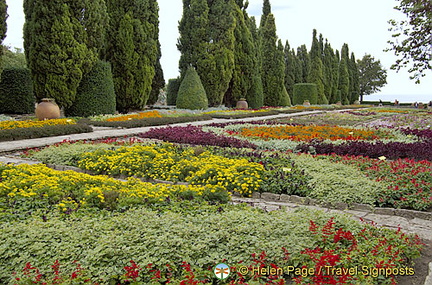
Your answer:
(0, 124), (92, 142)
(83, 115), (212, 128)
(208, 110), (279, 119)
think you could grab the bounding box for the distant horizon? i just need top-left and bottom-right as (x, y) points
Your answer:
(364, 93), (431, 103)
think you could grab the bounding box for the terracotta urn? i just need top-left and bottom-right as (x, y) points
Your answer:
(236, 98), (248, 109)
(35, 98), (61, 120)
(303, 100), (311, 106)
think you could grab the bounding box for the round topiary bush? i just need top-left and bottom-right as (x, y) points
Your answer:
(0, 67), (35, 114)
(176, 67), (208, 110)
(66, 60), (116, 117)
(293, 83), (318, 105)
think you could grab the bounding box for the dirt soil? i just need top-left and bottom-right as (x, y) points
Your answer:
(397, 239), (432, 285)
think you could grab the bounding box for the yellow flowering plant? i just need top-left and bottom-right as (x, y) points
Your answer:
(0, 163), (230, 214)
(0, 118), (76, 130)
(77, 144), (264, 196)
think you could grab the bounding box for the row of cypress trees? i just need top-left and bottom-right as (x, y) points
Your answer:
(285, 31), (361, 105)
(22, 0), (165, 113)
(177, 0), (362, 108)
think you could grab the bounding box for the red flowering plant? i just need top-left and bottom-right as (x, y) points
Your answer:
(292, 218), (423, 285)
(324, 154), (432, 211)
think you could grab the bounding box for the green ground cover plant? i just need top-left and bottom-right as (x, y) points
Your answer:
(1, 204), (423, 284)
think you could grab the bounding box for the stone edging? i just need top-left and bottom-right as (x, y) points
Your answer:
(251, 192), (432, 221)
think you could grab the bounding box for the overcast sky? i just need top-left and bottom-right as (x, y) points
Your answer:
(4, 0), (432, 102)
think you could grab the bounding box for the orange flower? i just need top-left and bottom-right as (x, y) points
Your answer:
(239, 125), (386, 142)
(106, 110), (162, 122)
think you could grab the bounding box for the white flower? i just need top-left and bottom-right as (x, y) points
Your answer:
(282, 167), (292, 172)
(378, 156), (386, 161)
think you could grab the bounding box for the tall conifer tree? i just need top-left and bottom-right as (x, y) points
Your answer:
(105, 0), (157, 112)
(0, 0), (7, 74)
(261, 14), (284, 106)
(284, 41), (296, 99)
(23, 0), (100, 108)
(297, 45), (310, 83)
(225, 2), (255, 107)
(308, 30), (326, 104)
(349, 52), (360, 103)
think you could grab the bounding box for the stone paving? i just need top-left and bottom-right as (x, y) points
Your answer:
(1, 109), (431, 284)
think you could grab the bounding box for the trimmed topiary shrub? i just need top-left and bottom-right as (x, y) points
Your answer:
(66, 60), (116, 117)
(293, 83), (318, 105)
(0, 67), (34, 114)
(166, 77), (181, 106)
(279, 85), (291, 106)
(176, 67), (208, 110)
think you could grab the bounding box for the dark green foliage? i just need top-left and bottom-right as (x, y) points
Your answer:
(2, 47), (26, 68)
(148, 0), (165, 106)
(0, 0), (7, 74)
(0, 124), (92, 142)
(261, 15), (284, 106)
(357, 54), (387, 102)
(279, 85), (291, 106)
(308, 56), (327, 105)
(297, 45), (310, 83)
(349, 53), (360, 103)
(86, 114), (213, 128)
(247, 72), (264, 109)
(225, 3), (255, 107)
(293, 83), (318, 105)
(199, 0), (235, 107)
(148, 59), (165, 105)
(23, 0), (107, 109)
(284, 41), (296, 99)
(176, 67), (208, 110)
(166, 78), (181, 106)
(338, 57), (350, 105)
(177, 0), (209, 77)
(208, 110), (278, 119)
(66, 61), (116, 117)
(0, 67), (34, 114)
(387, 0), (432, 83)
(105, 0), (157, 112)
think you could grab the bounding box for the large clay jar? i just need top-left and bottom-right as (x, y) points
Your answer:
(35, 98), (61, 120)
(236, 98), (248, 109)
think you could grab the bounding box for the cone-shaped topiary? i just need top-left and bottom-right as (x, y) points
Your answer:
(176, 67), (208, 110)
(279, 85), (291, 106)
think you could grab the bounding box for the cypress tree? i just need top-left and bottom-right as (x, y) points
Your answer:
(261, 14), (284, 106)
(349, 52), (360, 103)
(199, 0), (235, 106)
(259, 0), (271, 30)
(308, 30), (326, 104)
(178, 0), (209, 77)
(297, 45), (310, 83)
(245, 14), (264, 108)
(225, 2), (255, 107)
(338, 57), (350, 105)
(284, 41), (296, 100)
(0, 0), (7, 74)
(105, 0), (157, 112)
(148, 0), (165, 105)
(23, 0), (96, 108)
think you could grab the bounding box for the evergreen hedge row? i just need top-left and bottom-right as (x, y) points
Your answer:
(83, 115), (213, 129)
(293, 83), (318, 105)
(66, 61), (116, 117)
(0, 124), (92, 142)
(0, 67), (35, 114)
(208, 110), (279, 119)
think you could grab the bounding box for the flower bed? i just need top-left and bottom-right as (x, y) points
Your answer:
(139, 125), (257, 148)
(0, 118), (76, 130)
(2, 205), (423, 284)
(0, 162), (229, 219)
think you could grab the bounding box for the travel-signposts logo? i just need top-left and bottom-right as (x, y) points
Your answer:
(214, 263), (230, 280)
